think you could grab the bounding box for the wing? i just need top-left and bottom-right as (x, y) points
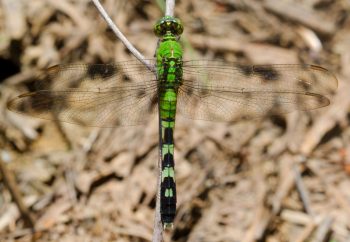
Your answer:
(7, 61), (159, 127)
(178, 60), (338, 121)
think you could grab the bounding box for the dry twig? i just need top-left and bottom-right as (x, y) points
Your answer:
(0, 157), (35, 229)
(293, 164), (314, 216)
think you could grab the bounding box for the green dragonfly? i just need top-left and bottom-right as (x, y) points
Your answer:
(7, 16), (338, 228)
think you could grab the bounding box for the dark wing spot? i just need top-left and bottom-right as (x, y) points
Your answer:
(87, 64), (117, 79)
(236, 64), (253, 76)
(13, 91), (67, 113)
(31, 92), (54, 111)
(32, 92), (67, 112)
(253, 66), (280, 81)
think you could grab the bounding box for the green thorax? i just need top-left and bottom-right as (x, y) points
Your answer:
(156, 36), (183, 86)
(156, 33), (183, 61)
(154, 16), (183, 83)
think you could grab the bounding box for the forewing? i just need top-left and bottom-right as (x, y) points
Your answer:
(8, 61), (159, 127)
(178, 60), (338, 121)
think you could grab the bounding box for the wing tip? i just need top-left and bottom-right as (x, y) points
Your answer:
(19, 92), (36, 98)
(6, 98), (22, 113)
(47, 65), (60, 71)
(310, 64), (339, 89)
(6, 92), (37, 112)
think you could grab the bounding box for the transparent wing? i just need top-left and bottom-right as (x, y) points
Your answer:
(8, 59), (338, 126)
(178, 60), (338, 121)
(7, 61), (159, 127)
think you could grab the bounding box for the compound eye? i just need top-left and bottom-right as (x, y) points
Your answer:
(171, 18), (184, 36)
(154, 20), (166, 37)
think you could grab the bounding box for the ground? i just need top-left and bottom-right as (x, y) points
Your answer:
(0, 0), (350, 242)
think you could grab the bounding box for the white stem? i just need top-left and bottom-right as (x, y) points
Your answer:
(91, 0), (153, 71)
(165, 0), (175, 16)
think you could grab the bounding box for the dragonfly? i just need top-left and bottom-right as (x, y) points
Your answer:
(7, 16), (338, 229)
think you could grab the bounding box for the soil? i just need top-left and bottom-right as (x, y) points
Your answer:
(0, 0), (349, 241)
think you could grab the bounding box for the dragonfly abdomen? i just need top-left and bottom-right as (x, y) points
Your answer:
(160, 117), (176, 227)
(158, 88), (179, 228)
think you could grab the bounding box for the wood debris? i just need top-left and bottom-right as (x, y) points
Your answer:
(0, 0), (349, 241)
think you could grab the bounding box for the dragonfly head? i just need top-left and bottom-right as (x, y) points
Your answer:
(154, 16), (184, 38)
